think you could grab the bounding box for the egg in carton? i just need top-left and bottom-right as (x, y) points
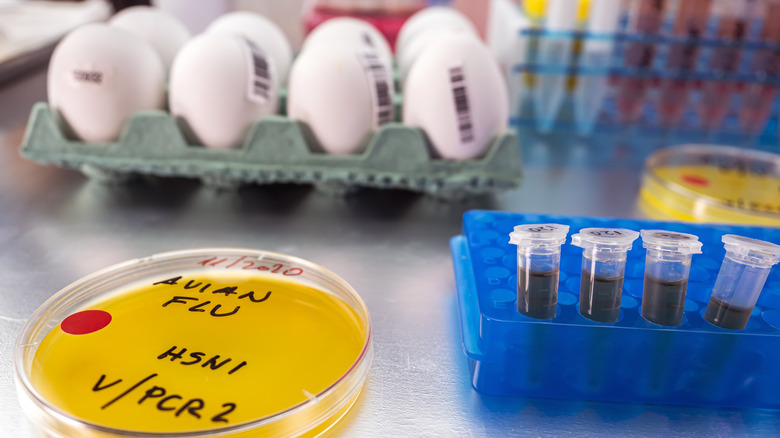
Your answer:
(24, 8), (522, 200)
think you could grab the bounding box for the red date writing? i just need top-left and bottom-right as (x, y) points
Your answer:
(197, 256), (303, 276)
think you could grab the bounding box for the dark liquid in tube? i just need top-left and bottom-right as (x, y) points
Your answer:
(641, 276), (688, 326)
(517, 268), (559, 319)
(580, 270), (624, 323)
(703, 296), (753, 330)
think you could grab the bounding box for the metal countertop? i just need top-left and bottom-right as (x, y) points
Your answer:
(1, 69), (777, 437)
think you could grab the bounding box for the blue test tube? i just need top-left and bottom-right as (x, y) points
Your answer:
(533, 0), (577, 133)
(573, 0), (623, 135)
(739, 0), (780, 134)
(656, 0), (713, 127)
(698, 0), (758, 131)
(615, 0), (668, 124)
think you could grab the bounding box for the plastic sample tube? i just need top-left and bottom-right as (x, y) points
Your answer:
(488, 0), (532, 120)
(533, 0), (577, 133)
(640, 230), (703, 326)
(572, 227), (640, 323)
(509, 223), (570, 319)
(656, 0), (713, 127)
(616, 0), (667, 124)
(698, 0), (758, 131)
(573, 0), (623, 135)
(703, 234), (780, 330)
(740, 0), (780, 134)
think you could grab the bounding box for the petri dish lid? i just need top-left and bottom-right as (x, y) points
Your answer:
(509, 223), (570, 247)
(640, 230), (703, 254)
(640, 144), (780, 226)
(722, 234), (780, 267)
(571, 228), (640, 252)
(14, 248), (372, 438)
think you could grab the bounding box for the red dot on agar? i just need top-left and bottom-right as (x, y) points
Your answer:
(681, 175), (709, 187)
(61, 310), (112, 335)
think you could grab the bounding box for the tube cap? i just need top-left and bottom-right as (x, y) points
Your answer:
(571, 228), (640, 252)
(640, 230), (703, 254)
(722, 234), (780, 268)
(509, 223), (570, 247)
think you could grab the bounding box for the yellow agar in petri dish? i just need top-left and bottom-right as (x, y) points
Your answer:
(639, 145), (780, 226)
(16, 249), (372, 438)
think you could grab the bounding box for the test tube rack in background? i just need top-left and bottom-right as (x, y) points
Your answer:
(452, 211), (780, 409)
(513, 0), (780, 146)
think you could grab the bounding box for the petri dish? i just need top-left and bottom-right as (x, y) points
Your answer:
(14, 248), (372, 438)
(639, 144), (780, 226)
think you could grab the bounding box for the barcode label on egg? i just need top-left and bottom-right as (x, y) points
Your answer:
(68, 63), (114, 89)
(359, 51), (393, 127)
(243, 38), (272, 104)
(449, 66), (474, 143)
(361, 31), (375, 48)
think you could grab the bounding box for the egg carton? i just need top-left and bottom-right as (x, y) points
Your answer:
(19, 103), (522, 200)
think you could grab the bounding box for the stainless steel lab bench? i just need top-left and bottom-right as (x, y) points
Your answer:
(1, 69), (777, 437)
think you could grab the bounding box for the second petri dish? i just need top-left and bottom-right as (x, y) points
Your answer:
(640, 144), (780, 226)
(15, 248), (372, 438)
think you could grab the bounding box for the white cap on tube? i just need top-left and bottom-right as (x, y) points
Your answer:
(571, 227), (640, 253)
(640, 230), (703, 255)
(722, 234), (780, 268)
(509, 223), (570, 247)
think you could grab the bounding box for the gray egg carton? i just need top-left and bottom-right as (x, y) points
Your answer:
(20, 103), (522, 200)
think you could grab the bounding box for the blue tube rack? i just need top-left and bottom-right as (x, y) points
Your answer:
(512, 23), (780, 143)
(451, 210), (780, 409)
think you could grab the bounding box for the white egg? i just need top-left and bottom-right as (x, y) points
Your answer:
(48, 23), (165, 143)
(108, 5), (191, 73)
(403, 34), (508, 160)
(169, 33), (279, 149)
(396, 6), (477, 61)
(302, 17), (393, 68)
(287, 44), (395, 155)
(398, 27), (477, 85)
(206, 11), (293, 86)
